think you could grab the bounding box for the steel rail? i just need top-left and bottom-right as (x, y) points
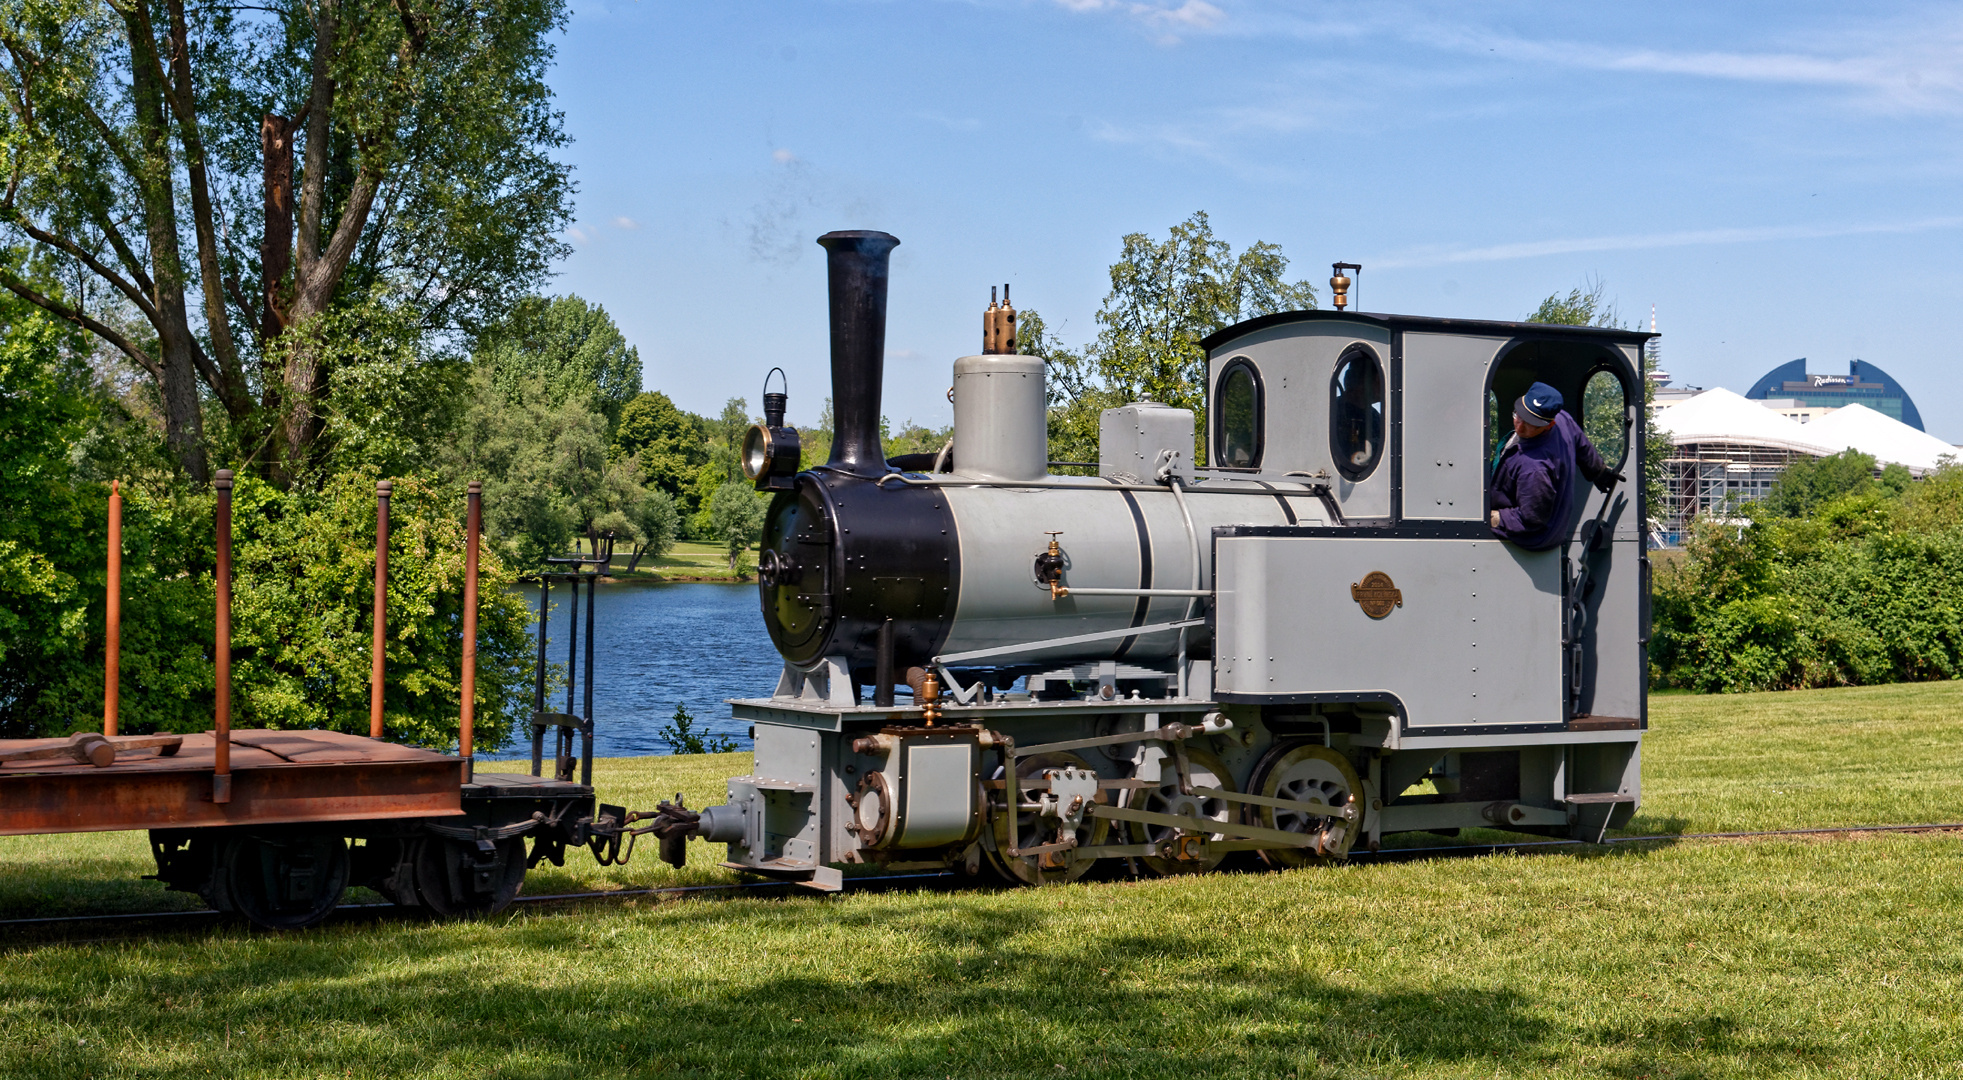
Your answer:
(6, 825), (1961, 933)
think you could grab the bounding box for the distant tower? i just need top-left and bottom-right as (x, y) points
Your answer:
(1644, 303), (1661, 373)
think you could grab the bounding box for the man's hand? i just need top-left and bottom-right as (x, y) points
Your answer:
(1596, 471), (1627, 494)
(1489, 510), (1501, 528)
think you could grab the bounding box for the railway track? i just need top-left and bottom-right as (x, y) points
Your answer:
(3, 822), (1960, 940)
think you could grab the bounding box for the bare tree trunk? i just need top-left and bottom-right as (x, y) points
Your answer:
(259, 114), (295, 360)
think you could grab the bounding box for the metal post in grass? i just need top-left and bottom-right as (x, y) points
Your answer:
(103, 480), (121, 738)
(213, 469), (233, 804)
(370, 480), (391, 740)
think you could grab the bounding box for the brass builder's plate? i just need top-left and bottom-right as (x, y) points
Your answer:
(1349, 571), (1402, 619)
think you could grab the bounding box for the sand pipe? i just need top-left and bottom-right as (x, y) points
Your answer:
(370, 480), (391, 739)
(460, 481), (480, 783)
(213, 469), (233, 804)
(104, 481), (121, 737)
(816, 230), (900, 476)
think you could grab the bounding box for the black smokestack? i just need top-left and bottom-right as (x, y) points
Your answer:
(817, 230), (899, 476)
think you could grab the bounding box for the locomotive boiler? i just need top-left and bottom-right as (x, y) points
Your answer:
(656, 230), (1653, 889)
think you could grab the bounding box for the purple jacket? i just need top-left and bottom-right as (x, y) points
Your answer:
(1490, 411), (1609, 551)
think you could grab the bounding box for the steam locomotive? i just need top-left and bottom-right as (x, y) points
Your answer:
(654, 230), (1652, 888)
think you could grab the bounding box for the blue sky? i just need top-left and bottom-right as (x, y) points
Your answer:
(545, 1), (1963, 441)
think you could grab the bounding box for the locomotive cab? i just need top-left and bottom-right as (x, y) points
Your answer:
(669, 230), (1655, 891)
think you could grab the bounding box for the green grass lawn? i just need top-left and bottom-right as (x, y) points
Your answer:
(2, 682), (1961, 1078)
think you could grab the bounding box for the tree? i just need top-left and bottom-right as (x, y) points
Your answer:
(707, 480), (766, 572)
(612, 391), (707, 499)
(442, 371), (604, 568)
(1040, 212), (1317, 465)
(0, 0), (573, 480)
(476, 296), (642, 437)
(1757, 449), (1880, 518)
(589, 457), (679, 571)
(687, 397), (753, 538)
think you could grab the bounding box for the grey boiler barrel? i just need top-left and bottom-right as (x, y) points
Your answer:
(756, 470), (1325, 674)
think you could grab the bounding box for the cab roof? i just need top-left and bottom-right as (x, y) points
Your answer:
(1202, 309), (1657, 354)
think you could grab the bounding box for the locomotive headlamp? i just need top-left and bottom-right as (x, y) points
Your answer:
(744, 367), (802, 491)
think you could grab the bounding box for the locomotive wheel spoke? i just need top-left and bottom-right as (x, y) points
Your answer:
(1128, 746), (1236, 876)
(981, 752), (1108, 886)
(1249, 742), (1363, 868)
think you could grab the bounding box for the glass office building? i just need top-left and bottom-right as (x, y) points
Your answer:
(1744, 358), (1925, 431)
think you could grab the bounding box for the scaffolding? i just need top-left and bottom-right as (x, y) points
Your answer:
(1660, 441), (1802, 530)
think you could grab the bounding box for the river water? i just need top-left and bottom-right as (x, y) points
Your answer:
(519, 581), (779, 756)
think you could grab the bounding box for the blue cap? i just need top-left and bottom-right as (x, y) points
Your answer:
(1514, 382), (1562, 426)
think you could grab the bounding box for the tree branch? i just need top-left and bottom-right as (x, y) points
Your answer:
(0, 210), (159, 323)
(0, 269), (162, 379)
(294, 0), (336, 273)
(162, 0), (247, 415)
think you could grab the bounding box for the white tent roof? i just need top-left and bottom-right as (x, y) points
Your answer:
(1797, 402), (1959, 475)
(1651, 388), (1836, 457)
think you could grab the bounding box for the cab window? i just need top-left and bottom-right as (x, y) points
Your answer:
(1215, 360), (1261, 469)
(1330, 346), (1384, 481)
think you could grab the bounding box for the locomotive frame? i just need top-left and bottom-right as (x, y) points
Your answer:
(666, 230), (1656, 889)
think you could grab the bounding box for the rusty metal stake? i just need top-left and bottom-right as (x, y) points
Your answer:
(460, 481), (480, 783)
(213, 469), (233, 804)
(370, 480), (391, 739)
(104, 480), (121, 738)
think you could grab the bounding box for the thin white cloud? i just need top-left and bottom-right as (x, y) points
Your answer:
(612, 216), (641, 230)
(772, 148), (796, 164)
(1375, 215), (1963, 269)
(564, 225), (592, 245)
(1418, 22), (1963, 113)
(1052, 0), (1225, 41)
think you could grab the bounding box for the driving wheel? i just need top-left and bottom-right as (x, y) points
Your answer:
(1127, 745), (1237, 876)
(1247, 742), (1362, 867)
(981, 751), (1109, 885)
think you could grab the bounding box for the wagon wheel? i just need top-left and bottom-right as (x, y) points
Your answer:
(412, 835), (528, 917)
(214, 834), (349, 931)
(1127, 745), (1236, 876)
(981, 751), (1109, 886)
(1247, 742), (1362, 868)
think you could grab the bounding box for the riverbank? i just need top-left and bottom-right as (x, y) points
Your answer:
(597, 541), (755, 584)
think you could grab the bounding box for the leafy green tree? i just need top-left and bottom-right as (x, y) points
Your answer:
(0, 0), (573, 480)
(0, 292), (104, 730)
(590, 457), (679, 571)
(226, 472), (533, 747)
(612, 391), (707, 498)
(707, 480), (767, 572)
(884, 418), (953, 460)
(1757, 449), (1880, 518)
(687, 398), (754, 538)
(442, 372), (606, 568)
(1041, 212), (1317, 465)
(476, 296), (642, 436)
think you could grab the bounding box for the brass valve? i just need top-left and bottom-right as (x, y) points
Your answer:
(1034, 532), (1067, 599)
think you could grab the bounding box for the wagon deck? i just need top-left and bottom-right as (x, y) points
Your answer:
(0, 729), (461, 837)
